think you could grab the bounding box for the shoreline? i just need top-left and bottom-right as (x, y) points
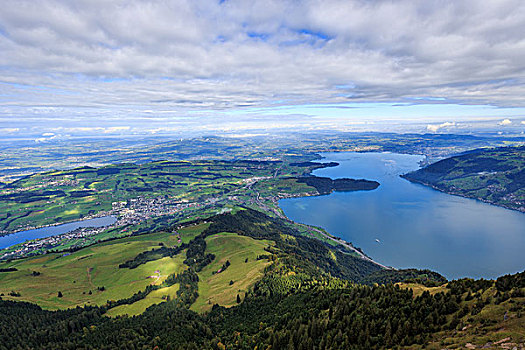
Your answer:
(402, 176), (525, 214)
(270, 154), (392, 270)
(0, 214), (115, 239)
(290, 219), (393, 270)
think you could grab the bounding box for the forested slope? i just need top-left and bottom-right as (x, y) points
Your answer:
(0, 208), (523, 349)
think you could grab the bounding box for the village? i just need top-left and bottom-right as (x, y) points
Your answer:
(0, 194), (219, 261)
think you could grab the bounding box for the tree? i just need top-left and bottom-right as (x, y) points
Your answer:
(236, 294), (241, 303)
(57, 291), (63, 298)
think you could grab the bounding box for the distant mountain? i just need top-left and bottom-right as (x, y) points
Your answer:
(403, 146), (525, 212)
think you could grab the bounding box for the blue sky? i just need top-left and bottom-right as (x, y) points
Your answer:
(1, 0), (525, 140)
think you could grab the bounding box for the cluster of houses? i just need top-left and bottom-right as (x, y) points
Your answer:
(0, 225), (110, 260)
(0, 194), (222, 261)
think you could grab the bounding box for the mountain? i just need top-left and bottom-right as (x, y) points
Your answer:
(403, 146), (525, 212)
(0, 208), (523, 349)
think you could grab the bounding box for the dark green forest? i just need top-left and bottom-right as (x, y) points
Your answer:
(296, 176), (379, 195)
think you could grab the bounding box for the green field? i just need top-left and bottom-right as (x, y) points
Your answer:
(0, 159), (315, 234)
(191, 232), (273, 313)
(0, 156), (340, 261)
(255, 177), (316, 197)
(105, 284), (180, 317)
(0, 224), (208, 309)
(0, 223), (275, 315)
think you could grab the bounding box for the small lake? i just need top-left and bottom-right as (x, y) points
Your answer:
(0, 216), (117, 250)
(279, 152), (525, 279)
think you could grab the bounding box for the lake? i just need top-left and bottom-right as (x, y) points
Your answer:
(0, 216), (117, 250)
(279, 152), (525, 279)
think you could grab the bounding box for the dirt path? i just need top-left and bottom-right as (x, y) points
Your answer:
(86, 267), (95, 288)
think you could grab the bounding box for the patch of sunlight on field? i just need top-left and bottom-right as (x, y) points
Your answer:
(64, 208), (80, 215)
(396, 282), (448, 297)
(105, 284), (180, 317)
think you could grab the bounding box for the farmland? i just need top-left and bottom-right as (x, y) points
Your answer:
(0, 159), (315, 235)
(0, 155), (380, 261)
(2, 132), (521, 183)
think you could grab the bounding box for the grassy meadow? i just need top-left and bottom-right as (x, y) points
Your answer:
(191, 232), (273, 313)
(0, 223), (274, 316)
(105, 284), (181, 317)
(0, 224), (208, 309)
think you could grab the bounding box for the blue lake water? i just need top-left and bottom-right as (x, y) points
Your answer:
(279, 152), (525, 279)
(0, 216), (117, 250)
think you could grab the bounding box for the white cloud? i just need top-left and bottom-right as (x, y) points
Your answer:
(426, 121), (455, 132)
(61, 127), (104, 133)
(499, 118), (512, 126)
(0, 0), (525, 130)
(0, 128), (20, 133)
(103, 126), (131, 133)
(521, 121), (525, 125)
(34, 134), (58, 143)
(42, 132), (55, 136)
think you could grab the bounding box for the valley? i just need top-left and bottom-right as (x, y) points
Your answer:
(0, 207), (523, 349)
(0, 138), (524, 349)
(4, 2), (525, 348)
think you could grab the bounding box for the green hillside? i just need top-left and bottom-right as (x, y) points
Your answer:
(0, 208), (383, 310)
(0, 224), (206, 310)
(0, 207), (523, 349)
(403, 146), (525, 212)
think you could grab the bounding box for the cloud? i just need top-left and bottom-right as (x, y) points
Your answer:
(499, 119), (512, 126)
(426, 121), (455, 132)
(104, 126), (130, 132)
(42, 132), (55, 136)
(0, 128), (20, 134)
(34, 134), (58, 143)
(0, 0), (525, 131)
(521, 121), (525, 125)
(59, 127), (104, 133)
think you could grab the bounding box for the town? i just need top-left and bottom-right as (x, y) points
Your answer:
(0, 194), (217, 261)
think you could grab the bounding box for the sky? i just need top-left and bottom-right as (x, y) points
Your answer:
(1, 0), (525, 140)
